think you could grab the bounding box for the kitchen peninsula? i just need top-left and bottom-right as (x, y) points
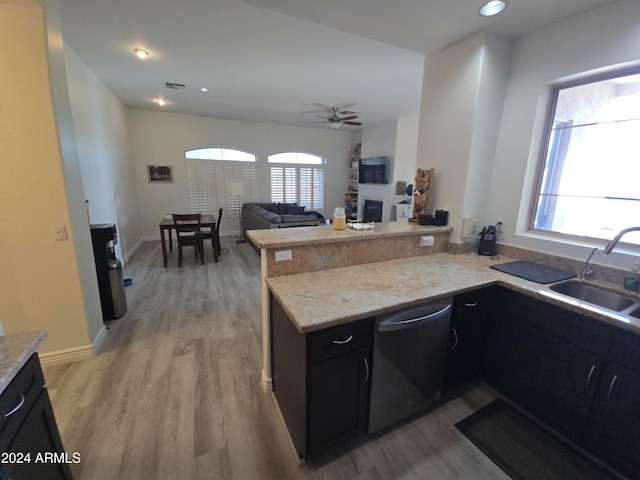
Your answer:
(247, 221), (453, 392)
(265, 248), (640, 476)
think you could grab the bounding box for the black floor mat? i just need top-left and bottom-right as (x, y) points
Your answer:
(490, 261), (576, 284)
(455, 399), (614, 480)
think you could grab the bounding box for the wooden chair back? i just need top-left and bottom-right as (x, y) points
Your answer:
(172, 213), (204, 266)
(172, 213), (202, 236)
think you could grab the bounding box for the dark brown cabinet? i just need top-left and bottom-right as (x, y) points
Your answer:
(308, 346), (371, 454)
(271, 294), (373, 458)
(482, 289), (612, 440)
(585, 329), (640, 478)
(0, 354), (72, 480)
(480, 287), (640, 477)
(443, 289), (489, 392)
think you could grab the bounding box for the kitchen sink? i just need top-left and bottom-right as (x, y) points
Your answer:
(629, 307), (640, 319)
(548, 280), (636, 312)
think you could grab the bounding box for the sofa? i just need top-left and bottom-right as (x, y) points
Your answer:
(242, 202), (322, 247)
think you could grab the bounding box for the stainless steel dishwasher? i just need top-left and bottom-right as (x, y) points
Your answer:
(369, 298), (453, 433)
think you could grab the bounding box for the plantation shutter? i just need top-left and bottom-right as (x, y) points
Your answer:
(188, 159), (257, 216)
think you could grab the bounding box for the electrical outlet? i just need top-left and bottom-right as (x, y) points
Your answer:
(496, 218), (505, 233)
(275, 250), (292, 261)
(419, 235), (435, 247)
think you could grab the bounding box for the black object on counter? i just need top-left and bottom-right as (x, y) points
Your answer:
(490, 261), (576, 284)
(419, 213), (432, 225)
(432, 210), (449, 226)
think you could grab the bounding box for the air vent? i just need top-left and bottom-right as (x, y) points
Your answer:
(164, 82), (186, 90)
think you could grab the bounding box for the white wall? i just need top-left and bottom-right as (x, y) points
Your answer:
(486, 0), (640, 268)
(394, 115), (419, 187)
(64, 47), (142, 262)
(417, 31), (511, 242)
(127, 109), (354, 238)
(0, 0), (100, 357)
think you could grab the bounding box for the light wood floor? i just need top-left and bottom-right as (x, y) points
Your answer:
(43, 238), (509, 480)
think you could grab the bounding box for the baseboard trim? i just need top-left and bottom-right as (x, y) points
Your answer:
(123, 238), (144, 265)
(39, 326), (108, 367)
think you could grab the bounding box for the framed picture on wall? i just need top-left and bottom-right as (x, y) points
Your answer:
(147, 165), (174, 183)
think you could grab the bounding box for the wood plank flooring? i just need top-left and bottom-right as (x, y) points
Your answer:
(43, 239), (509, 480)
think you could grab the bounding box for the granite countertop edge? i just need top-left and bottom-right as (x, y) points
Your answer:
(266, 253), (640, 336)
(248, 224), (452, 249)
(0, 331), (47, 394)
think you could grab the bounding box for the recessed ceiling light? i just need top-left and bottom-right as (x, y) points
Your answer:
(157, 99), (166, 106)
(200, 87), (210, 93)
(480, 0), (506, 17)
(134, 48), (149, 59)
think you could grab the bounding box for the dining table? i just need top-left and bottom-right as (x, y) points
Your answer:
(159, 214), (216, 267)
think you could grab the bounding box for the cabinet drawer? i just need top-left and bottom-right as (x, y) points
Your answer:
(309, 318), (373, 363)
(453, 290), (488, 317)
(0, 354), (45, 450)
(497, 289), (612, 355)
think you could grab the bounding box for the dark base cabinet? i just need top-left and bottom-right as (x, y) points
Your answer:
(0, 354), (72, 480)
(584, 329), (640, 478)
(443, 289), (490, 392)
(482, 296), (607, 440)
(481, 287), (640, 478)
(271, 294), (373, 459)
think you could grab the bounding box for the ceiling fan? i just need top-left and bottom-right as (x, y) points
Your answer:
(305, 104), (362, 129)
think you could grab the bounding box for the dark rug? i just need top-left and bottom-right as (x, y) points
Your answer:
(455, 399), (614, 480)
(490, 261), (576, 284)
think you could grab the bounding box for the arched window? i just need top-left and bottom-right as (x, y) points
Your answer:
(185, 147), (257, 216)
(268, 152), (325, 209)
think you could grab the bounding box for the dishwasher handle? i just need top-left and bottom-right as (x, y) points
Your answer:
(378, 304), (452, 332)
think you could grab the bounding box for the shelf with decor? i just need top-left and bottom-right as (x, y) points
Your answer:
(345, 190), (358, 220)
(345, 143), (361, 220)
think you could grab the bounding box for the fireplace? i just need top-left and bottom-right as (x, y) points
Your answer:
(363, 199), (383, 223)
(358, 184), (392, 222)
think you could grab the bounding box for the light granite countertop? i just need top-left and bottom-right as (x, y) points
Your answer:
(247, 222), (452, 249)
(0, 331), (46, 394)
(266, 252), (640, 335)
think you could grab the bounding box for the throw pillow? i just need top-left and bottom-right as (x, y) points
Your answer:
(285, 204), (305, 215)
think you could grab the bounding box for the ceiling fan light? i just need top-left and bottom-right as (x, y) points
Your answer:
(480, 0), (506, 17)
(133, 48), (149, 59)
(329, 122), (341, 130)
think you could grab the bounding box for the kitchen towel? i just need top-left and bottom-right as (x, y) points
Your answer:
(490, 260), (576, 284)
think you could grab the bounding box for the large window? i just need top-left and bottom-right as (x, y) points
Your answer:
(185, 147), (257, 216)
(532, 69), (640, 246)
(268, 152), (325, 209)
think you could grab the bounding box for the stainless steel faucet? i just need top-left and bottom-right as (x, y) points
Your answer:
(603, 226), (640, 254)
(581, 227), (640, 280)
(581, 246), (599, 280)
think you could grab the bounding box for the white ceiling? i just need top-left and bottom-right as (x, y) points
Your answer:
(60, 0), (616, 129)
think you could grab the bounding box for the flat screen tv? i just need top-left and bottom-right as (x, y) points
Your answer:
(359, 156), (387, 184)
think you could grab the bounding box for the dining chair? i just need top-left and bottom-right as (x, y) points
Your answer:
(172, 213), (204, 267)
(202, 207), (223, 262)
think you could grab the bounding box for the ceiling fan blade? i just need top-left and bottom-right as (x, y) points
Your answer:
(315, 115), (330, 120)
(340, 110), (359, 115)
(336, 103), (357, 111)
(343, 121), (362, 126)
(312, 103), (332, 111)
(339, 115), (358, 122)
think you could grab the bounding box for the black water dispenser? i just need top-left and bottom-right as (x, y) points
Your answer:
(90, 224), (127, 321)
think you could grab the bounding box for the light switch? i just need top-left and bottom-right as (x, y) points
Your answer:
(53, 225), (68, 241)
